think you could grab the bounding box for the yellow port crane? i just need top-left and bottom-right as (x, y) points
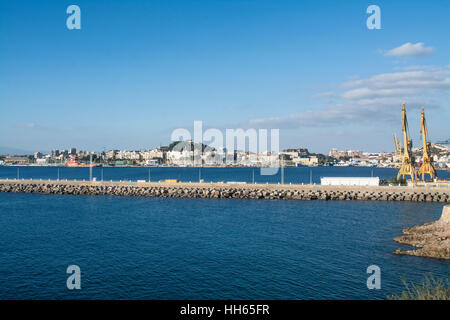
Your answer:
(392, 133), (402, 167)
(397, 103), (415, 182)
(417, 107), (437, 181)
(393, 133), (401, 154)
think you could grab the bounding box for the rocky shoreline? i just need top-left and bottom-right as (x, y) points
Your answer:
(0, 180), (449, 202)
(394, 206), (450, 260)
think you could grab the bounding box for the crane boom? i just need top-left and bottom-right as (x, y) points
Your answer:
(417, 107), (437, 181)
(393, 133), (401, 154)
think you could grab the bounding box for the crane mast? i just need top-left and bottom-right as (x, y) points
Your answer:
(417, 107), (437, 181)
(397, 103), (415, 182)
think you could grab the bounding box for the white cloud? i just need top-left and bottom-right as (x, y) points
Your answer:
(25, 122), (37, 128)
(384, 42), (434, 58)
(341, 87), (419, 100)
(246, 66), (449, 128)
(311, 91), (334, 98)
(341, 69), (450, 90)
(15, 122), (39, 129)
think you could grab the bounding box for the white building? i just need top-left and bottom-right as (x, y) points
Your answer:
(144, 159), (159, 166)
(295, 156), (318, 167)
(36, 158), (49, 165)
(117, 150), (141, 160)
(140, 149), (164, 160)
(321, 177), (380, 186)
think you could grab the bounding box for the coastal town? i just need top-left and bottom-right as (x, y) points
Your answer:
(1, 142), (449, 169)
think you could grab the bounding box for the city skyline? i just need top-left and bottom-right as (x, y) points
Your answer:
(1, 0), (449, 154)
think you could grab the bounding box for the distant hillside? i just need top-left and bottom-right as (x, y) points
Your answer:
(0, 146), (34, 156)
(168, 141), (216, 152)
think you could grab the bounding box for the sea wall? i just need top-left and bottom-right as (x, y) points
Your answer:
(0, 180), (449, 202)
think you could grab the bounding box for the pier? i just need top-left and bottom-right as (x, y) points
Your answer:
(0, 179), (449, 202)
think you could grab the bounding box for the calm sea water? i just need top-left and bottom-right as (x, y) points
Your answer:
(0, 167), (449, 299)
(2, 165), (450, 184)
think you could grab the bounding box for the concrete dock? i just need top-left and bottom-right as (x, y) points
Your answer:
(0, 179), (449, 202)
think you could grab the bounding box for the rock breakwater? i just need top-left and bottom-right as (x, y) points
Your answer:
(0, 180), (449, 202)
(394, 206), (450, 260)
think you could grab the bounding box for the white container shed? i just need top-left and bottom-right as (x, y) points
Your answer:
(320, 177), (380, 186)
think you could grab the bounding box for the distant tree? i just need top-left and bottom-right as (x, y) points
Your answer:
(385, 177), (407, 186)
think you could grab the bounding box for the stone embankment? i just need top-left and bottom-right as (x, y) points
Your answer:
(0, 179), (449, 202)
(394, 206), (450, 260)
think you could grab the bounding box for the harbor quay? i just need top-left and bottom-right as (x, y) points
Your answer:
(0, 179), (449, 202)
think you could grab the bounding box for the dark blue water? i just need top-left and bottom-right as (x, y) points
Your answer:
(0, 192), (448, 299)
(2, 166), (450, 184)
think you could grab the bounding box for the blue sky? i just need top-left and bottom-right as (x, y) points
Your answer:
(0, 0), (449, 153)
